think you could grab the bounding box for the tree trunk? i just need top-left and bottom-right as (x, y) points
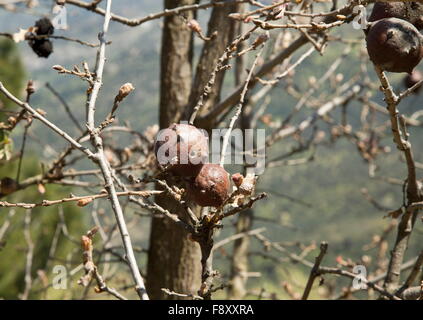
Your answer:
(228, 209), (253, 299)
(146, 0), (201, 300)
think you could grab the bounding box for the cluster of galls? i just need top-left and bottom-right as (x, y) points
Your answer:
(28, 18), (54, 58)
(154, 123), (230, 207)
(366, 2), (423, 74)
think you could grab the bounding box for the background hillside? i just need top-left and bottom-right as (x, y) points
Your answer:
(0, 0), (422, 298)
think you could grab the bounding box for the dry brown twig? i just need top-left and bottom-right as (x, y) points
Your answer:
(78, 227), (128, 300)
(64, 0), (253, 27)
(373, 66), (422, 292)
(301, 242), (328, 300)
(20, 209), (34, 300)
(161, 288), (204, 300)
(0, 190), (162, 209)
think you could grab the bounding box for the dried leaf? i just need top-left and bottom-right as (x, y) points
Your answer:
(239, 173), (257, 195)
(36, 108), (47, 116)
(115, 83), (135, 103)
(37, 183), (46, 194)
(187, 19), (202, 33)
(385, 207), (403, 219)
(231, 173), (244, 188)
(77, 197), (93, 207)
(12, 28), (29, 43)
(52, 65), (65, 72)
(252, 33), (269, 48)
(336, 255), (345, 265)
(81, 235), (91, 250)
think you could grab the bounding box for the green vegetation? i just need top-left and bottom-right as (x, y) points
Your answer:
(0, 38), (25, 111)
(0, 156), (86, 299)
(0, 38), (85, 299)
(0, 39), (25, 161)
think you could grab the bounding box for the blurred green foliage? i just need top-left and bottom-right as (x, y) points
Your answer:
(0, 38), (85, 300)
(0, 38), (25, 112)
(0, 39), (25, 161)
(0, 155), (85, 299)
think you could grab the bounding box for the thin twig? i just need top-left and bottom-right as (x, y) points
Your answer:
(161, 288), (204, 300)
(301, 242), (328, 300)
(45, 82), (84, 133)
(395, 250), (423, 297)
(65, 0), (251, 27)
(373, 66), (421, 290)
(220, 48), (264, 166)
(21, 210), (34, 300)
(0, 190), (161, 209)
(0, 82), (96, 160)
